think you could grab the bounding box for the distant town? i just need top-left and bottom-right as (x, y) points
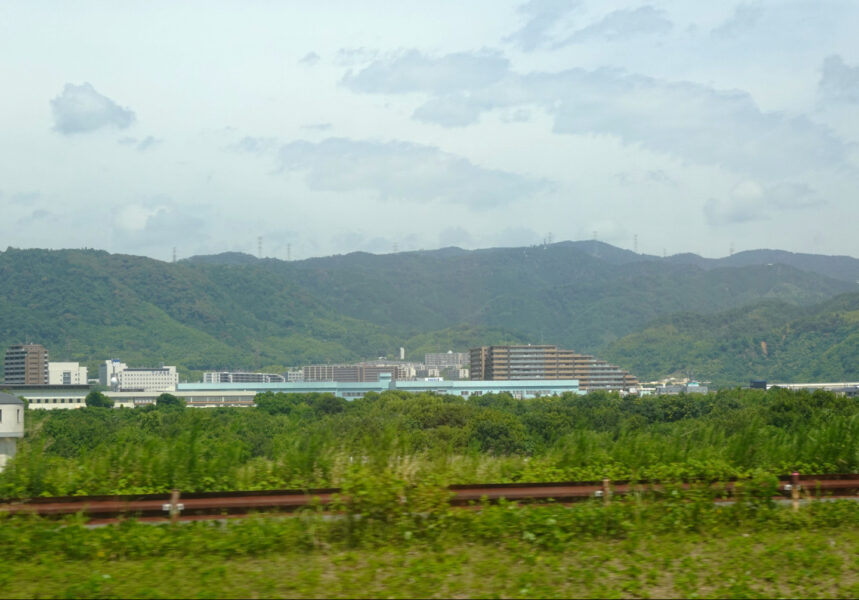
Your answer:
(2, 342), (857, 410)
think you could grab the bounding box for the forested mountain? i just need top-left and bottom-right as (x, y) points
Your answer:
(0, 242), (857, 383)
(603, 292), (859, 385)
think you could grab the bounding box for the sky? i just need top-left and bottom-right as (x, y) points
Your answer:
(1, 0), (858, 262)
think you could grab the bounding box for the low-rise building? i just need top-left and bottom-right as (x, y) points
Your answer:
(203, 371), (286, 384)
(48, 362), (88, 385)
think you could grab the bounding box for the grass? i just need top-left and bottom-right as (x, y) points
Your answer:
(3, 527), (857, 599)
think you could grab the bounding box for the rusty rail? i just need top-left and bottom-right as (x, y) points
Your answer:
(1, 474), (857, 524)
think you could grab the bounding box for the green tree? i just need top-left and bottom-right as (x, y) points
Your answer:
(84, 390), (113, 408)
(155, 393), (186, 409)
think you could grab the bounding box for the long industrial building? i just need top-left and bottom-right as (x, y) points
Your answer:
(7, 375), (582, 410)
(470, 345), (638, 391)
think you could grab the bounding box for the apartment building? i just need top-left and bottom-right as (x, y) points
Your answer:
(470, 345), (638, 392)
(3, 344), (49, 385)
(303, 362), (413, 382)
(425, 351), (469, 370)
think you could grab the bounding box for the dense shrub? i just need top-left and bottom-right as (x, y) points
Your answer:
(1, 387), (856, 498)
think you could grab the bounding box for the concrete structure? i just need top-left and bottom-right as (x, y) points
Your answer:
(4, 384), (90, 409)
(117, 367), (178, 392)
(470, 345), (638, 391)
(303, 361), (416, 382)
(105, 390), (257, 408)
(285, 369), (304, 383)
(0, 392), (25, 470)
(203, 371), (286, 384)
(48, 362), (88, 385)
(98, 359), (177, 391)
(425, 351), (469, 370)
(178, 375), (581, 400)
(4, 344), (49, 385)
(655, 382), (709, 395)
(10, 377), (582, 410)
(765, 381), (859, 397)
(99, 359), (128, 387)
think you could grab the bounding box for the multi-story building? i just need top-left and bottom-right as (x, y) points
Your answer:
(48, 362), (88, 385)
(98, 359), (177, 391)
(116, 367), (178, 392)
(425, 351), (469, 370)
(470, 345), (638, 392)
(99, 359), (128, 387)
(203, 372), (286, 384)
(3, 344), (49, 385)
(285, 369), (304, 383)
(303, 362), (415, 383)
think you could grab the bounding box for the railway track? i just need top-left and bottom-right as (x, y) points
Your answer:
(2, 474), (857, 524)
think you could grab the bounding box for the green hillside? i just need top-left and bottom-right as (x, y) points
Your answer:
(602, 292), (859, 386)
(0, 242), (857, 383)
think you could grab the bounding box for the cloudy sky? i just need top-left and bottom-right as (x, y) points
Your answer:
(2, 1), (858, 261)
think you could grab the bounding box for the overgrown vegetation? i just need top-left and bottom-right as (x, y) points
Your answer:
(2, 387), (857, 498)
(2, 493), (858, 598)
(3, 387), (858, 598)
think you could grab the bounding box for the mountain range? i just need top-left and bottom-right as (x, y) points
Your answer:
(1, 241), (858, 386)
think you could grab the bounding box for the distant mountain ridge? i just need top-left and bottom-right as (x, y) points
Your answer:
(0, 241), (857, 384)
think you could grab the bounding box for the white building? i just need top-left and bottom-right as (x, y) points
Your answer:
(99, 359), (128, 387)
(203, 371), (286, 384)
(0, 392), (25, 470)
(48, 362), (88, 385)
(117, 367), (178, 392)
(98, 359), (177, 391)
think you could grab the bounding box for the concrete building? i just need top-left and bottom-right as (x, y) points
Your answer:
(425, 351), (469, 370)
(470, 345), (638, 392)
(4, 344), (49, 385)
(303, 361), (415, 382)
(117, 367), (178, 392)
(764, 381), (859, 397)
(5, 384), (91, 409)
(48, 362), (88, 385)
(203, 371), (286, 384)
(11, 376), (582, 410)
(99, 359), (128, 387)
(179, 374), (581, 400)
(655, 382), (709, 395)
(0, 392), (25, 470)
(98, 360), (178, 391)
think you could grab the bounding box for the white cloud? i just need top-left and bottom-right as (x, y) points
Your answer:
(703, 180), (822, 226)
(50, 82), (135, 135)
(504, 0), (581, 51)
(346, 50), (848, 177)
(712, 2), (763, 38)
(342, 49), (509, 95)
(553, 5), (672, 46)
(299, 52), (320, 66)
(274, 137), (546, 208)
(819, 55), (859, 104)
